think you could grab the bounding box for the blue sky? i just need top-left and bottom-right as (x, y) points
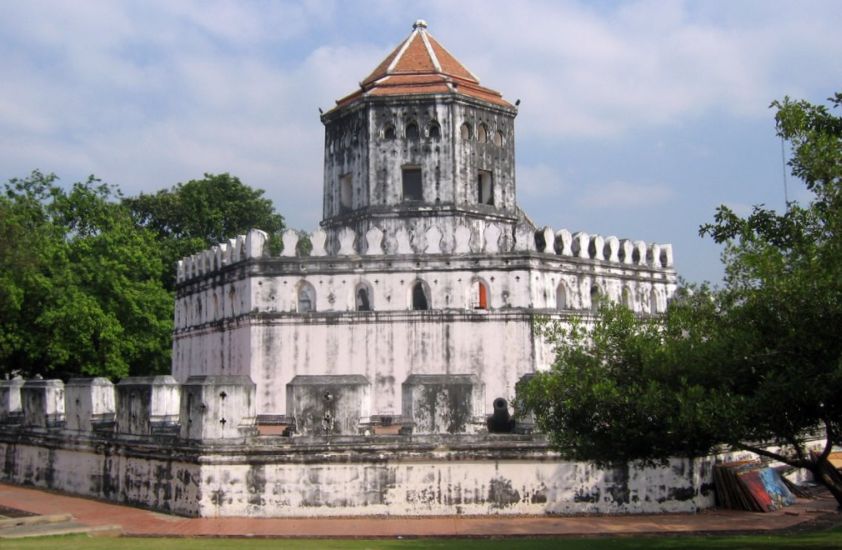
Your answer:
(2, 1), (840, 283)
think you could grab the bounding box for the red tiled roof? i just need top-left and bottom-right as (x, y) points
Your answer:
(334, 20), (513, 110)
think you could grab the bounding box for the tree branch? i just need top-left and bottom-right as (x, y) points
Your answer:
(818, 418), (835, 463)
(785, 434), (807, 463)
(734, 442), (813, 470)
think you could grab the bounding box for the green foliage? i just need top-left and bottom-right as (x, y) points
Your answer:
(519, 93), (842, 503)
(123, 173), (285, 289)
(0, 171), (172, 379)
(0, 171), (285, 380)
(521, 296), (737, 466)
(296, 233), (313, 256)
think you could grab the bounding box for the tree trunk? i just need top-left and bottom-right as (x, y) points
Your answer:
(813, 456), (842, 509)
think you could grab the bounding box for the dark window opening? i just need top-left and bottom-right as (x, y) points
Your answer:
(339, 174), (352, 213)
(477, 123), (488, 143)
(428, 122), (441, 140)
(406, 122), (419, 140)
(384, 124), (396, 140)
(556, 284), (567, 309)
(402, 168), (423, 202)
(477, 170), (493, 205)
(590, 285), (601, 312)
(298, 285), (315, 312)
(412, 282), (429, 310)
(356, 287), (371, 311)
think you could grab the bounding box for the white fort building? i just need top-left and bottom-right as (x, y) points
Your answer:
(172, 20), (677, 436)
(0, 22), (718, 518)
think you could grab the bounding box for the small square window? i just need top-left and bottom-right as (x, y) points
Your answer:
(402, 168), (423, 202)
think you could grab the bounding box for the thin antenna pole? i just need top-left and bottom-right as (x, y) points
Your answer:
(780, 135), (789, 205)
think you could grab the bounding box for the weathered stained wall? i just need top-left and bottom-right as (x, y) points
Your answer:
(173, 242), (676, 419)
(0, 438), (201, 515)
(321, 96), (517, 228)
(286, 375), (370, 435)
(0, 433), (715, 517)
(197, 453), (713, 517)
(177, 311), (538, 418)
(0, 378), (816, 518)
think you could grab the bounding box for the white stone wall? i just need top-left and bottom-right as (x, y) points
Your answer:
(197, 456), (712, 517)
(0, 436), (714, 517)
(251, 313), (536, 417)
(172, 228), (677, 419)
(175, 312), (537, 417)
(0, 441), (201, 516)
(1, 378), (816, 519)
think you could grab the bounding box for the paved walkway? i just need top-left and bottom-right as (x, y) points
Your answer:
(0, 482), (838, 538)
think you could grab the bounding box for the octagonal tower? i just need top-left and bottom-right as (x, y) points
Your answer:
(320, 20), (520, 250)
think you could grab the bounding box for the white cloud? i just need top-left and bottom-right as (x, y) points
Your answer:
(422, 0), (842, 138)
(517, 163), (569, 198)
(0, 0), (840, 242)
(576, 180), (674, 209)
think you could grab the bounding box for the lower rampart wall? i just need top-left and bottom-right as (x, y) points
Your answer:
(1, 435), (201, 516)
(0, 432), (715, 517)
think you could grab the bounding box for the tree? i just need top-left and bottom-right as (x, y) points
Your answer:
(0, 172), (172, 380)
(123, 173), (285, 289)
(518, 93), (842, 506)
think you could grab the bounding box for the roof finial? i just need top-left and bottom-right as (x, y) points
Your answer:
(413, 19), (428, 31)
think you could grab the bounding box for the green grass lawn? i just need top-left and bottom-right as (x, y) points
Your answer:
(4, 527), (842, 550)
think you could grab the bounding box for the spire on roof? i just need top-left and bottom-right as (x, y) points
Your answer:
(331, 20), (513, 110)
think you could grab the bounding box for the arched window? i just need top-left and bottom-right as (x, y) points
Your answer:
(477, 123), (488, 143)
(471, 280), (489, 310)
(339, 174), (352, 213)
(411, 281), (429, 310)
(650, 287), (661, 313)
(622, 287), (634, 310)
(383, 124), (396, 140)
(428, 121), (441, 140)
(355, 284), (372, 311)
(460, 122), (472, 141)
(297, 282), (316, 313)
(405, 122), (419, 140)
(556, 282), (568, 310)
(590, 285), (601, 312)
(494, 130), (504, 146)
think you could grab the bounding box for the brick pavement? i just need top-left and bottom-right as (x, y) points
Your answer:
(0, 482), (837, 538)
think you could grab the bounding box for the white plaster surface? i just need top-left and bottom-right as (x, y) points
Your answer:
(0, 441), (200, 516)
(65, 377), (115, 432)
(172, 252), (676, 420)
(196, 456), (713, 517)
(22, 379), (65, 428)
(180, 375), (256, 440)
(0, 434), (719, 518)
(0, 377), (24, 420)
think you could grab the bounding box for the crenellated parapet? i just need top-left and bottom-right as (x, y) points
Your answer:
(176, 225), (674, 284)
(177, 230), (267, 284)
(0, 375), (257, 442)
